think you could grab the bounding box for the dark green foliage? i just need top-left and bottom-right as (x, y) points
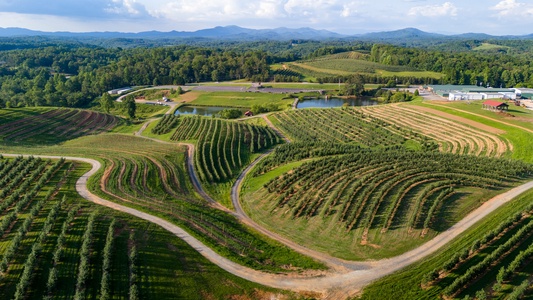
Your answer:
(171, 116), (280, 183)
(151, 114), (180, 134)
(99, 92), (114, 113)
(122, 97), (136, 119)
(218, 108), (243, 119)
(271, 108), (423, 147)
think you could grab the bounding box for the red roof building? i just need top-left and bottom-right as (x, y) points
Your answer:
(482, 100), (509, 111)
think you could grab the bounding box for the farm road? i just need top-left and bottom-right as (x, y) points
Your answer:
(3, 147), (533, 298)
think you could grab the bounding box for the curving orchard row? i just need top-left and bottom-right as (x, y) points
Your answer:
(360, 105), (511, 157)
(0, 108), (119, 144)
(151, 114), (180, 135)
(270, 107), (437, 150)
(423, 202), (533, 299)
(262, 150), (533, 243)
(168, 116), (281, 183)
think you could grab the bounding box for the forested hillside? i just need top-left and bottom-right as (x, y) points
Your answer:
(1, 38), (533, 109)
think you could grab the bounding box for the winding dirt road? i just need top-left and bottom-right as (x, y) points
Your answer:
(3, 144), (533, 298)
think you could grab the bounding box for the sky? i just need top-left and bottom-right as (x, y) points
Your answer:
(0, 0), (532, 35)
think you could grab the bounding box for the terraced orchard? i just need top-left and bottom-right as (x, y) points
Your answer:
(423, 202), (533, 299)
(168, 115), (281, 183)
(0, 108), (119, 144)
(57, 135), (323, 272)
(0, 155), (286, 299)
(269, 108), (438, 150)
(360, 105), (511, 157)
(243, 150), (533, 260)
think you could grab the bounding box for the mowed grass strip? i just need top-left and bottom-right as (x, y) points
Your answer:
(188, 91), (293, 108)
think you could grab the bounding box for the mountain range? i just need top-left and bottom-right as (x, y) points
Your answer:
(0, 25), (532, 41)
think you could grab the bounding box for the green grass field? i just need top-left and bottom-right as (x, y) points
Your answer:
(189, 91), (293, 108)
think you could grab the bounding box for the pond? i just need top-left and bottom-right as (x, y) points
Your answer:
(174, 106), (246, 117)
(296, 98), (378, 109)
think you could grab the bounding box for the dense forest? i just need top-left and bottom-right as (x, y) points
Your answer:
(0, 37), (533, 108)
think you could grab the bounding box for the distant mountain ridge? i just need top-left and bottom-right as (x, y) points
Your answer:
(0, 25), (531, 41)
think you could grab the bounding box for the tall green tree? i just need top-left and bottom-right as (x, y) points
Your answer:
(99, 92), (114, 113)
(122, 97), (136, 119)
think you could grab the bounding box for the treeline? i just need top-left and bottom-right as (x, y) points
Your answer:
(0, 46), (270, 108)
(369, 44), (533, 87)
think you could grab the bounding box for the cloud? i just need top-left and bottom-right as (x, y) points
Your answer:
(490, 0), (533, 17)
(340, 2), (362, 17)
(408, 1), (458, 17)
(0, 0), (150, 19)
(105, 0), (150, 17)
(154, 0), (356, 23)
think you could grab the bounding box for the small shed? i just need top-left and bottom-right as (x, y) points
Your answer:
(244, 111), (253, 117)
(482, 100), (509, 112)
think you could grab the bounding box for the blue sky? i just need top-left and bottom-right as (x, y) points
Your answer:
(0, 0), (532, 35)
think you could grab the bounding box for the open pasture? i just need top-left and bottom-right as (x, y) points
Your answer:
(243, 149), (533, 260)
(188, 91), (293, 108)
(0, 108), (119, 145)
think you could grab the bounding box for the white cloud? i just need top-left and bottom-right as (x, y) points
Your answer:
(408, 1), (458, 17)
(341, 2), (362, 17)
(490, 0), (533, 17)
(256, 0), (286, 18)
(105, 0), (149, 17)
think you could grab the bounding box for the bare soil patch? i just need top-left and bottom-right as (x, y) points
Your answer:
(179, 91), (200, 102)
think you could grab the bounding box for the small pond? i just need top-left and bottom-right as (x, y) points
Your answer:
(174, 106), (246, 117)
(296, 98), (378, 109)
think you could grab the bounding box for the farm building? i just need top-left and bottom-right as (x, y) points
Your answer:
(427, 85), (517, 101)
(482, 100), (509, 111)
(244, 111), (253, 117)
(107, 87), (132, 95)
(448, 92), (484, 101)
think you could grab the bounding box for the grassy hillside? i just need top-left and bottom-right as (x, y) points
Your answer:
(283, 51), (444, 81)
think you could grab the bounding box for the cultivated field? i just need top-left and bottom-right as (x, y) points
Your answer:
(243, 146), (533, 259)
(151, 115), (282, 206)
(360, 104), (512, 157)
(268, 108), (435, 149)
(9, 134), (323, 273)
(284, 52), (443, 80)
(0, 108), (119, 145)
(0, 155), (292, 299)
